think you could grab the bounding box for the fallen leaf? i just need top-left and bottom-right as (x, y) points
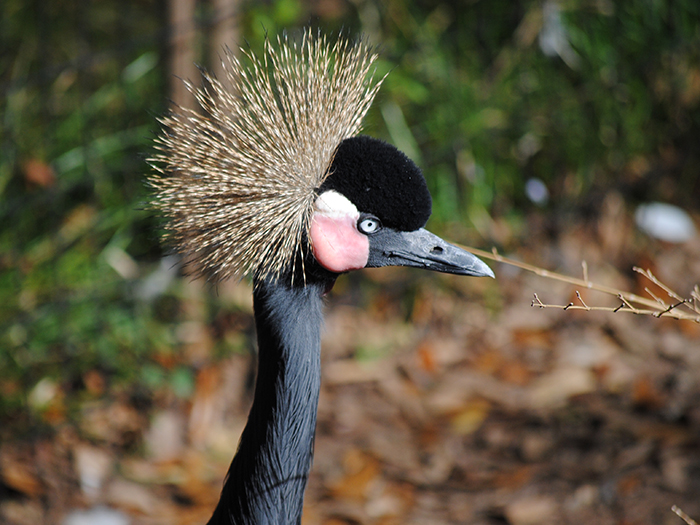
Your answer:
(529, 367), (596, 408)
(0, 457), (42, 497)
(504, 494), (557, 525)
(498, 361), (532, 386)
(329, 449), (381, 501)
(23, 159), (56, 187)
(617, 474), (641, 495)
(416, 342), (437, 373)
(450, 400), (490, 435)
(73, 443), (114, 500)
(631, 376), (665, 409)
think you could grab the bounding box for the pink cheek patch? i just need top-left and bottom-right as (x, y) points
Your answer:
(310, 213), (369, 273)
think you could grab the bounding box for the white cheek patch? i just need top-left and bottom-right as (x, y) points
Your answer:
(310, 190), (369, 273)
(314, 190), (360, 220)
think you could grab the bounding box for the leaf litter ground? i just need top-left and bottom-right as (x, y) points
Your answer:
(1, 217), (699, 525)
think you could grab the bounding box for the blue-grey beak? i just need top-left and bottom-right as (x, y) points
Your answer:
(366, 227), (494, 277)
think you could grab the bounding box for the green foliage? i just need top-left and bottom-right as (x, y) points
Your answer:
(369, 1), (700, 228)
(0, 0), (170, 427)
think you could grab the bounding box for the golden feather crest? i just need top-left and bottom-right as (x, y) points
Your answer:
(149, 30), (383, 282)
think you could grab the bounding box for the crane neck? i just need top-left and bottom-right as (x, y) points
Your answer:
(207, 274), (332, 525)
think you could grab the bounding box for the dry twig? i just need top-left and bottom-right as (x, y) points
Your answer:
(458, 245), (700, 323)
(673, 505), (698, 525)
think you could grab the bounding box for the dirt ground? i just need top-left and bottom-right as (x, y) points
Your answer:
(1, 215), (699, 525)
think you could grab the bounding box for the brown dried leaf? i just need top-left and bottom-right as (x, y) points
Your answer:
(511, 327), (553, 348)
(473, 349), (505, 375)
(631, 376), (665, 409)
(0, 457), (42, 497)
(416, 342), (437, 374)
(450, 400), (490, 436)
(329, 449), (381, 501)
(504, 494), (557, 525)
(498, 361), (533, 386)
(22, 159), (56, 187)
(529, 367), (596, 409)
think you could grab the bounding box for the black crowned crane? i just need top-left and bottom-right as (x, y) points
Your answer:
(149, 30), (493, 525)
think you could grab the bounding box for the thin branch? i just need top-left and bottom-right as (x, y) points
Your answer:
(644, 286), (668, 308)
(458, 244), (700, 323)
(653, 301), (688, 318)
(531, 293), (545, 308)
(617, 294), (639, 313)
(531, 299), (665, 317)
(461, 245), (660, 309)
(672, 505), (698, 525)
(575, 290), (590, 310)
(634, 267), (687, 303)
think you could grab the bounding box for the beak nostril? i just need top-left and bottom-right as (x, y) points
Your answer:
(431, 246), (444, 254)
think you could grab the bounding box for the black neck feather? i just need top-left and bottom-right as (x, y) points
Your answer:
(207, 273), (332, 525)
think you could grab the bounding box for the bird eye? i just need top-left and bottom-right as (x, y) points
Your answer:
(358, 215), (381, 234)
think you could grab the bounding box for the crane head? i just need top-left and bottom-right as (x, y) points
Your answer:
(149, 30), (492, 285)
(310, 136), (493, 278)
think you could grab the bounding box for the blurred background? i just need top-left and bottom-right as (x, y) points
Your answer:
(1, 0), (700, 524)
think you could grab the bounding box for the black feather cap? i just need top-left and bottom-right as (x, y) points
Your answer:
(320, 136), (432, 232)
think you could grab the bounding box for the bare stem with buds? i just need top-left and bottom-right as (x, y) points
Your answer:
(459, 245), (700, 323)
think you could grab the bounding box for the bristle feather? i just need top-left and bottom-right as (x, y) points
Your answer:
(149, 30), (383, 282)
